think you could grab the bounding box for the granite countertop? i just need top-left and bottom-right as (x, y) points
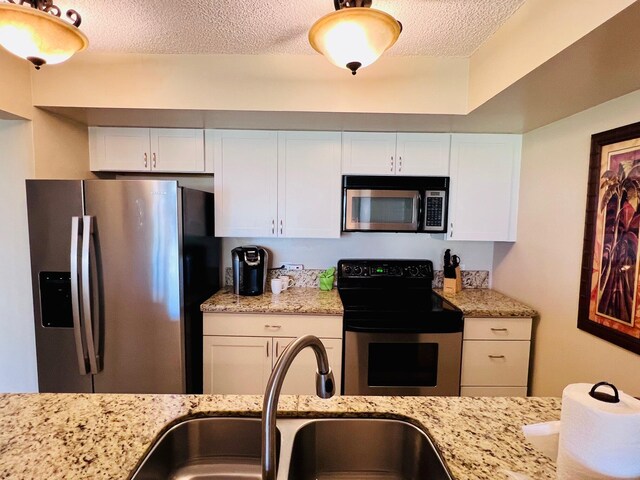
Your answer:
(202, 286), (536, 318)
(0, 393), (559, 480)
(436, 288), (538, 317)
(201, 287), (343, 315)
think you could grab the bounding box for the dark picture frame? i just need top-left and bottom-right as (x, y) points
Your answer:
(578, 120), (640, 355)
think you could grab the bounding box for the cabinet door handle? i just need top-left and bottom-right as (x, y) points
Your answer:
(152, 153), (157, 169)
(280, 219), (283, 235)
(271, 219), (275, 235)
(144, 153), (148, 168)
(266, 341), (270, 357)
(398, 156), (402, 172)
(490, 328), (508, 332)
(488, 355), (506, 359)
(275, 341), (279, 357)
(265, 324), (282, 330)
(450, 222), (454, 238)
(390, 155), (394, 172)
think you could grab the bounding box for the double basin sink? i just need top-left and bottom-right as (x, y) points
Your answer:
(130, 416), (453, 480)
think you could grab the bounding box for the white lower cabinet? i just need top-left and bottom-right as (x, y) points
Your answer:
(203, 313), (342, 395)
(460, 317), (532, 396)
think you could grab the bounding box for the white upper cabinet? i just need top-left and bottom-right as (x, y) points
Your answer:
(277, 131), (342, 238)
(213, 130), (342, 239)
(342, 132), (397, 175)
(342, 132), (450, 176)
(448, 134), (521, 241)
(213, 130), (279, 237)
(89, 127), (206, 173)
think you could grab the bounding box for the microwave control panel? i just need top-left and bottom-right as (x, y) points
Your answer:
(423, 190), (446, 231)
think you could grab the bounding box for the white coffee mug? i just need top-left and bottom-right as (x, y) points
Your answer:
(279, 275), (294, 290)
(270, 278), (283, 294)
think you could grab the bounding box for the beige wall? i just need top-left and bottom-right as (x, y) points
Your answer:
(493, 89), (640, 397)
(0, 52), (32, 120)
(0, 120), (37, 392)
(469, 0), (636, 110)
(30, 53), (469, 115)
(32, 109), (92, 179)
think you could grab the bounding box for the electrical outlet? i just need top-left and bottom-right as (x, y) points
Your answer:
(283, 263), (304, 270)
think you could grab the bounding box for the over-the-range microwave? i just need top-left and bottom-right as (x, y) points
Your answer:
(342, 175), (449, 233)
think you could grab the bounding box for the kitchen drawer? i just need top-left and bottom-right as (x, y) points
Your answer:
(203, 313), (342, 338)
(461, 340), (530, 386)
(460, 386), (528, 397)
(463, 317), (532, 341)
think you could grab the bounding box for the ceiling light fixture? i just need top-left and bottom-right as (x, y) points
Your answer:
(0, 0), (87, 70)
(309, 0), (401, 76)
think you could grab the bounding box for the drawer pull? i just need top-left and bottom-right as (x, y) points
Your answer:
(265, 325), (282, 330)
(491, 328), (508, 332)
(488, 355), (506, 359)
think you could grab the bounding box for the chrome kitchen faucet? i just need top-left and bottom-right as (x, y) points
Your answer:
(261, 335), (335, 480)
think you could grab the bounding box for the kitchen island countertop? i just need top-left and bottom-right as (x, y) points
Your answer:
(0, 393), (558, 480)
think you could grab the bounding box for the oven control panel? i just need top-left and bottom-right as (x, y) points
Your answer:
(339, 260), (433, 279)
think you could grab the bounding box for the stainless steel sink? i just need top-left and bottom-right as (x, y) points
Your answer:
(131, 417), (451, 480)
(284, 418), (451, 480)
(131, 417), (279, 480)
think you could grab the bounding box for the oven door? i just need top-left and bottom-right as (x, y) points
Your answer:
(343, 189), (420, 232)
(343, 330), (462, 396)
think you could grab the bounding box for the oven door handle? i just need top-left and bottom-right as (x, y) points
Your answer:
(344, 324), (463, 335)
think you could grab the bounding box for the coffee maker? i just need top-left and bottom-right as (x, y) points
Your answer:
(231, 246), (269, 296)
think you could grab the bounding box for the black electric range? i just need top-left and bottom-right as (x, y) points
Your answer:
(337, 259), (463, 332)
(337, 259), (463, 396)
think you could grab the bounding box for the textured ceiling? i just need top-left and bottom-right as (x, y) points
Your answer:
(55, 0), (526, 57)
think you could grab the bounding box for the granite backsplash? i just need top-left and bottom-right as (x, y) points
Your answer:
(224, 268), (489, 289)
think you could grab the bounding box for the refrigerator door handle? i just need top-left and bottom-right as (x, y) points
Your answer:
(81, 215), (101, 374)
(70, 216), (89, 375)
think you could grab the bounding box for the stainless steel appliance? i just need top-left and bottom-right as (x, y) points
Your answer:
(342, 176), (449, 233)
(231, 246), (268, 296)
(25, 179), (220, 394)
(337, 259), (463, 396)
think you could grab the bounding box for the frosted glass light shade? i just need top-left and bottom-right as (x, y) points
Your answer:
(309, 7), (401, 74)
(0, 3), (87, 68)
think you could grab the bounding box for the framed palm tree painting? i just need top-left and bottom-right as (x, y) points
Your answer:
(578, 121), (640, 354)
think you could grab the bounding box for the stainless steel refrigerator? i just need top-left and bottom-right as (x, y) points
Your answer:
(26, 180), (220, 394)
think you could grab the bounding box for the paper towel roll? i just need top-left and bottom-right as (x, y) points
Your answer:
(557, 383), (640, 479)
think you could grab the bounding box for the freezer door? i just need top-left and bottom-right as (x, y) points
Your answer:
(84, 180), (184, 393)
(26, 180), (93, 393)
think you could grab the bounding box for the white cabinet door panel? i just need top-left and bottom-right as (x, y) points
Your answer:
(342, 132), (397, 175)
(213, 130), (278, 237)
(90, 127), (150, 172)
(150, 129), (204, 173)
(274, 337), (342, 395)
(463, 317), (532, 341)
(448, 134), (521, 241)
(395, 133), (450, 176)
(203, 336), (272, 394)
(460, 386), (527, 397)
(203, 313), (343, 339)
(461, 340), (530, 387)
(278, 131), (342, 238)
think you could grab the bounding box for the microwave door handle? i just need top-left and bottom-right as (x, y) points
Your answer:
(416, 191), (424, 231)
